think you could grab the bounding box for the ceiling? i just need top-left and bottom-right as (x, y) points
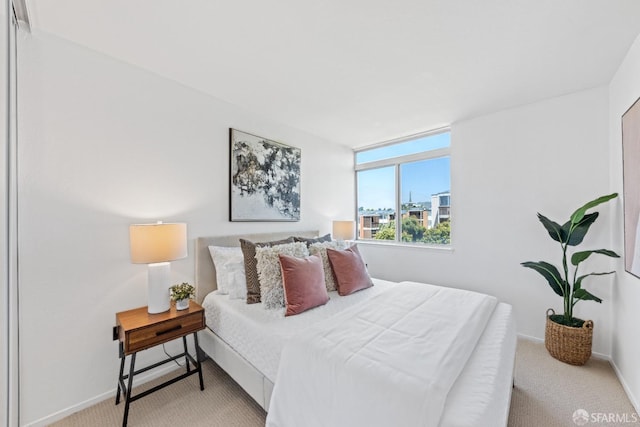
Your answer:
(21, 0), (640, 147)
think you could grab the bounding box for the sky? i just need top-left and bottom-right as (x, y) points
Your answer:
(357, 132), (450, 211)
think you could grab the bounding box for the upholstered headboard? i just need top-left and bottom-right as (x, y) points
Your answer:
(195, 230), (320, 303)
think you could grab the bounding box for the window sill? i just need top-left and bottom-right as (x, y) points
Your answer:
(354, 239), (453, 253)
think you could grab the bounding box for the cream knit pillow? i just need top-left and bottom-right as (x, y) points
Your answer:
(256, 242), (309, 309)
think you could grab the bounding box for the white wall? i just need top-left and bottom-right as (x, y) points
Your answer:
(360, 86), (614, 354)
(17, 33), (353, 425)
(610, 32), (640, 411)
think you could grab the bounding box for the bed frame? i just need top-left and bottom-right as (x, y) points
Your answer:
(194, 230), (319, 410)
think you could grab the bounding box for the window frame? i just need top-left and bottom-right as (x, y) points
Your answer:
(354, 127), (451, 246)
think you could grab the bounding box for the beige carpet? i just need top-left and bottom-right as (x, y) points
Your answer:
(509, 339), (636, 427)
(52, 338), (635, 427)
(50, 361), (267, 427)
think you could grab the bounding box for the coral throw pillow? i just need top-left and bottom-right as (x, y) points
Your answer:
(279, 254), (329, 316)
(326, 245), (374, 296)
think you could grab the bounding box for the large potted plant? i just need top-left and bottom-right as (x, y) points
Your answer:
(521, 193), (619, 365)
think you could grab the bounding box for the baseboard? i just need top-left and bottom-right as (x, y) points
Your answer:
(23, 364), (181, 427)
(516, 333), (610, 360)
(516, 332), (543, 344)
(610, 359), (640, 415)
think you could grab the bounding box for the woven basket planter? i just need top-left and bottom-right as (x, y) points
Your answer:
(544, 308), (593, 366)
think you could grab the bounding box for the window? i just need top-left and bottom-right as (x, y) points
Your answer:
(355, 129), (451, 245)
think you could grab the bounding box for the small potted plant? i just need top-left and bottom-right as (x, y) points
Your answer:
(521, 193), (619, 365)
(170, 282), (195, 310)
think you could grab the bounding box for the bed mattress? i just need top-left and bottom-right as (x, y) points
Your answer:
(202, 279), (516, 426)
(440, 300), (515, 426)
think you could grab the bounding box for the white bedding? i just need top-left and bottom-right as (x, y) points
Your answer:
(202, 278), (397, 382)
(203, 279), (516, 427)
(266, 282), (498, 427)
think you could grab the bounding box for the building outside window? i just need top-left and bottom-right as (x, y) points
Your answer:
(355, 129), (451, 245)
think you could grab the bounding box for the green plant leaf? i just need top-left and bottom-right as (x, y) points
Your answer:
(537, 213), (566, 243)
(574, 274), (585, 290)
(571, 249), (621, 266)
(564, 212), (599, 246)
(574, 271), (615, 292)
(573, 288), (603, 303)
(570, 193), (618, 224)
(521, 261), (566, 297)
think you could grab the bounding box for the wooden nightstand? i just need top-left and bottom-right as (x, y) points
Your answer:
(114, 300), (206, 427)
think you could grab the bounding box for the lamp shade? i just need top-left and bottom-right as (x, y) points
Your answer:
(333, 220), (355, 241)
(129, 223), (188, 264)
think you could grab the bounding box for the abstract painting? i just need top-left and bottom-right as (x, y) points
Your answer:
(229, 129), (301, 221)
(622, 96), (640, 278)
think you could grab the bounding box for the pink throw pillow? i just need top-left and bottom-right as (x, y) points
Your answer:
(326, 245), (373, 296)
(279, 254), (329, 316)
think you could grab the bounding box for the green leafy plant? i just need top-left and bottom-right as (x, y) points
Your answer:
(170, 282), (195, 301)
(521, 193), (619, 327)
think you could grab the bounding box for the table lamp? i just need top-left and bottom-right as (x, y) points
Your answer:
(333, 220), (355, 241)
(130, 222), (188, 313)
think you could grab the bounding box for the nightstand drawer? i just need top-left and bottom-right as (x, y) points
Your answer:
(124, 311), (204, 354)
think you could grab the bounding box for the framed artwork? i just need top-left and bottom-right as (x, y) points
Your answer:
(622, 96), (640, 278)
(229, 129), (301, 221)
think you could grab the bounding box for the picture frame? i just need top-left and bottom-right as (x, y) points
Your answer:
(622, 96), (640, 278)
(229, 129), (301, 222)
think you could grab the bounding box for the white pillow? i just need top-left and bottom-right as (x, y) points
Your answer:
(309, 240), (349, 291)
(256, 242), (309, 309)
(226, 262), (247, 300)
(208, 246), (244, 296)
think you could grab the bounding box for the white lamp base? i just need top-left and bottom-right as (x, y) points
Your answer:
(147, 262), (171, 314)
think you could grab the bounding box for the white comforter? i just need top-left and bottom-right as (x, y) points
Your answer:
(266, 281), (498, 427)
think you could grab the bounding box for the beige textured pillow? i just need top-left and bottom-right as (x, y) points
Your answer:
(309, 240), (349, 291)
(256, 242), (309, 309)
(240, 237), (294, 304)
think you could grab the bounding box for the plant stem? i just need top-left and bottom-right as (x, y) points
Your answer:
(561, 241), (571, 322)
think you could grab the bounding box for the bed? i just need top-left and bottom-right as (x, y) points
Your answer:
(195, 231), (516, 426)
